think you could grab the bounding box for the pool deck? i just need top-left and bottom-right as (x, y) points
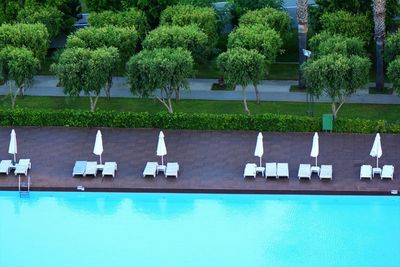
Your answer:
(0, 127), (399, 195)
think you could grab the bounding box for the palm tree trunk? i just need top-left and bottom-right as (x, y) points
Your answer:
(373, 0), (386, 91)
(297, 0), (308, 89)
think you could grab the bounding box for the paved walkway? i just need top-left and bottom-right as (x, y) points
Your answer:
(0, 76), (399, 105)
(0, 127), (399, 195)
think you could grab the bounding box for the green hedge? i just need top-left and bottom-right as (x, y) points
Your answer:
(0, 109), (399, 133)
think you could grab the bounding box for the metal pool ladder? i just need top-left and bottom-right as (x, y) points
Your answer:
(18, 175), (31, 198)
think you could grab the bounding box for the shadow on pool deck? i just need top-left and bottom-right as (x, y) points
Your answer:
(0, 127), (399, 195)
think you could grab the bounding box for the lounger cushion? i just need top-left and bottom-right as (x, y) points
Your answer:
(165, 162), (179, 178)
(298, 164), (311, 179)
(0, 160), (13, 175)
(319, 165), (332, 180)
(14, 159), (31, 176)
(244, 163), (256, 178)
(102, 162), (117, 177)
(277, 163), (289, 178)
(73, 161), (87, 176)
(265, 162), (277, 178)
(381, 165), (394, 180)
(84, 161), (98, 176)
(360, 165), (372, 180)
(143, 162), (158, 177)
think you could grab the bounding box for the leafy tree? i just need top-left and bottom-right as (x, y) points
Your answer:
(142, 25), (208, 62)
(51, 47), (119, 112)
(17, 5), (63, 38)
(384, 30), (400, 63)
(66, 26), (137, 97)
(387, 57), (400, 94)
(227, 24), (282, 102)
(297, 0), (309, 89)
(0, 23), (49, 61)
(160, 4), (218, 46)
(320, 10), (372, 44)
(88, 8), (149, 38)
(0, 47), (39, 108)
(238, 7), (291, 40)
(126, 48), (194, 113)
(229, 0), (284, 18)
(302, 53), (371, 119)
(217, 48), (266, 114)
(309, 33), (366, 57)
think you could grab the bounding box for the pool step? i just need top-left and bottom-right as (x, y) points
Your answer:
(18, 175), (31, 198)
(19, 191), (30, 198)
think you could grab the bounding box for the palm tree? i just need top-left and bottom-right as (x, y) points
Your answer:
(373, 0), (386, 91)
(297, 0), (308, 88)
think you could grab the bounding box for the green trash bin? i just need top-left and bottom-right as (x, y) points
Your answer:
(322, 114), (333, 132)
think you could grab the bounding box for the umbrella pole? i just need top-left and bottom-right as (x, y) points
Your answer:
(13, 154), (16, 163)
(100, 155), (102, 165)
(161, 155), (164, 166)
(259, 157), (262, 168)
(376, 157), (378, 168)
(315, 157), (318, 167)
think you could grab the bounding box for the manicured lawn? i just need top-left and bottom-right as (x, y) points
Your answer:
(3, 96), (400, 123)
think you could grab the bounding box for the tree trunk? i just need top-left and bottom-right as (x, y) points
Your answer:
(373, 0), (386, 91)
(89, 94), (100, 112)
(297, 0), (309, 89)
(242, 86), (250, 114)
(175, 87), (180, 102)
(105, 77), (112, 99)
(254, 83), (260, 104)
(167, 97), (173, 113)
(332, 101), (345, 120)
(11, 87), (21, 109)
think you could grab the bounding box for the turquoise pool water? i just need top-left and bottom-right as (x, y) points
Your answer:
(0, 192), (399, 267)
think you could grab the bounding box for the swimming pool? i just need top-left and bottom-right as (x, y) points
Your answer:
(0, 192), (399, 267)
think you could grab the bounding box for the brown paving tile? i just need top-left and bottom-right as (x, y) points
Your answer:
(0, 127), (399, 195)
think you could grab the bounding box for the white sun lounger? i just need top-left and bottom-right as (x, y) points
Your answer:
(102, 162), (117, 178)
(165, 162), (179, 178)
(277, 163), (289, 178)
(14, 159), (31, 176)
(84, 161), (98, 176)
(265, 162), (277, 178)
(360, 165), (373, 180)
(143, 162), (158, 177)
(0, 160), (13, 175)
(381, 165), (394, 180)
(319, 165), (333, 180)
(298, 164), (311, 179)
(244, 163), (257, 178)
(73, 161), (87, 176)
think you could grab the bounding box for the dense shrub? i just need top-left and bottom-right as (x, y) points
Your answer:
(1, 108), (399, 133)
(384, 30), (400, 63)
(319, 10), (372, 44)
(387, 57), (400, 94)
(142, 25), (208, 62)
(238, 7), (291, 40)
(88, 8), (149, 38)
(230, 0), (284, 18)
(0, 23), (49, 61)
(160, 5), (218, 44)
(309, 32), (366, 58)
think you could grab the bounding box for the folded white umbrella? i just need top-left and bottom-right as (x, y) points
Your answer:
(254, 132), (263, 167)
(369, 133), (382, 168)
(8, 129), (17, 163)
(157, 131), (167, 166)
(310, 132), (319, 166)
(93, 130), (103, 164)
